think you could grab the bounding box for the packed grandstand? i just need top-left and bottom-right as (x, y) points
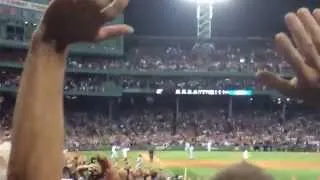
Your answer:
(0, 37), (318, 179)
(0, 38), (319, 151)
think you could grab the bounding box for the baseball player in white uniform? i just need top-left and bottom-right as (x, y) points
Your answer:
(207, 140), (212, 152)
(243, 149), (249, 160)
(111, 145), (119, 160)
(135, 154), (143, 170)
(122, 146), (130, 159)
(188, 144), (194, 159)
(185, 142), (190, 152)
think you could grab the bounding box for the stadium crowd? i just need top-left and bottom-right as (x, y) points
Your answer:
(0, 69), (266, 92)
(0, 38), (317, 165)
(1, 98), (319, 179)
(0, 38), (296, 95)
(0, 102), (319, 152)
(0, 37), (315, 180)
(62, 108), (320, 152)
(0, 39), (293, 74)
(66, 40), (293, 74)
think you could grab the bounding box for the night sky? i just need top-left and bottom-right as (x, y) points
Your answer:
(124, 0), (320, 37)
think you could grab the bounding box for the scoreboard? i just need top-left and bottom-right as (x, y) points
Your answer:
(156, 89), (254, 96)
(0, 0), (124, 55)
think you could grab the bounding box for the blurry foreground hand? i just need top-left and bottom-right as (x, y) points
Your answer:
(38, 0), (134, 50)
(257, 8), (320, 104)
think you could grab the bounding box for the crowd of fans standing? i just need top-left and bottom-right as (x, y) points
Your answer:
(0, 40), (318, 152)
(1, 103), (317, 152)
(62, 108), (320, 151)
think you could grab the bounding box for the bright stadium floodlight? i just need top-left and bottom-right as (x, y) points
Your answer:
(196, 0), (228, 4)
(183, 0), (227, 3)
(182, 0), (228, 39)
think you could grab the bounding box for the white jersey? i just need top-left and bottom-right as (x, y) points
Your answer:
(122, 147), (130, 158)
(243, 150), (249, 160)
(136, 156), (143, 169)
(185, 142), (190, 151)
(207, 141), (212, 152)
(111, 146), (119, 159)
(188, 145), (194, 159)
(112, 145), (118, 152)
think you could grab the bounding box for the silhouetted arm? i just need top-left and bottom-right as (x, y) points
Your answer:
(7, 32), (67, 180)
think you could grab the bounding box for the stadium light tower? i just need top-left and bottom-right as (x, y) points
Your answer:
(184, 0), (228, 39)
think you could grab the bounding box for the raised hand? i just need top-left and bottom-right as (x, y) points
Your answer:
(38, 0), (133, 50)
(8, 1), (133, 180)
(257, 8), (320, 103)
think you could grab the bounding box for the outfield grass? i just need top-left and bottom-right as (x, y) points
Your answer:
(157, 151), (320, 179)
(83, 151), (320, 180)
(156, 151), (320, 162)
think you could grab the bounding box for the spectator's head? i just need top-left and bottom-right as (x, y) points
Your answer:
(62, 166), (72, 179)
(213, 162), (274, 180)
(90, 156), (97, 164)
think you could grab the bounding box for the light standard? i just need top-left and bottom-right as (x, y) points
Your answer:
(184, 0), (228, 39)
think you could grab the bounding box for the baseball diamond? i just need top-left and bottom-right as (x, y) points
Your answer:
(82, 151), (320, 180)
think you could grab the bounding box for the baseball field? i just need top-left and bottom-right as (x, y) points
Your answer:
(83, 151), (320, 180)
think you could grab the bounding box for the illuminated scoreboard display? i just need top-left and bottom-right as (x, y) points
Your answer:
(0, 0), (124, 55)
(156, 89), (254, 96)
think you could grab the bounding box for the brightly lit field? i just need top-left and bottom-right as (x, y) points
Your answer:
(82, 151), (320, 180)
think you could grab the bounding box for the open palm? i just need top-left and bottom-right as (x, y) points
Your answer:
(257, 8), (320, 104)
(39, 0), (133, 49)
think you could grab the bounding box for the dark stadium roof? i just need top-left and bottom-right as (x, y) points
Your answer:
(125, 0), (320, 37)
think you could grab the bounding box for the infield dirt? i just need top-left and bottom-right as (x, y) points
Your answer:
(141, 153), (320, 171)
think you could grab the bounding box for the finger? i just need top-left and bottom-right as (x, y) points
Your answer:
(95, 24), (134, 41)
(285, 12), (320, 70)
(99, 0), (129, 20)
(256, 71), (297, 96)
(313, 9), (320, 23)
(296, 8), (320, 70)
(275, 32), (308, 79)
(284, 13), (303, 49)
